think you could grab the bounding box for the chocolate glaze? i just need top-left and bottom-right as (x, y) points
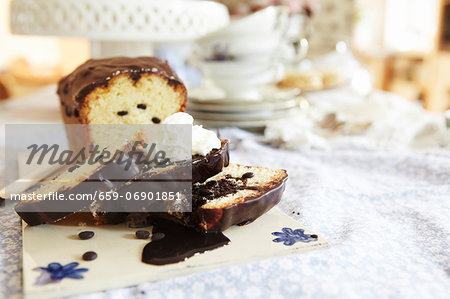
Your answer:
(192, 179), (287, 232)
(192, 140), (229, 184)
(142, 218), (229, 265)
(57, 57), (187, 119)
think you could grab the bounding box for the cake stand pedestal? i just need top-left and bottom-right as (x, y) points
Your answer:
(10, 0), (229, 58)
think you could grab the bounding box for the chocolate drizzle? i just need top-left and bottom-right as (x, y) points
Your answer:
(142, 219), (229, 265)
(57, 57), (185, 116)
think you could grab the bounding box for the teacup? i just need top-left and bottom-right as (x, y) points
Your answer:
(201, 60), (284, 100)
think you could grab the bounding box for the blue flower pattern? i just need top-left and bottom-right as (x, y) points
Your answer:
(40, 262), (88, 280)
(272, 228), (318, 246)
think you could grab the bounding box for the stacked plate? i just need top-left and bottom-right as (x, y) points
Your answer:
(187, 87), (306, 128)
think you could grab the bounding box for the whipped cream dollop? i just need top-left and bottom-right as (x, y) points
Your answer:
(163, 112), (221, 156)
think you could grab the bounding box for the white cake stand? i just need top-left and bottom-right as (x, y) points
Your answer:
(10, 0), (230, 58)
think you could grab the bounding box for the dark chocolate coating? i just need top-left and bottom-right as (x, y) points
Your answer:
(192, 175), (288, 232)
(192, 139), (229, 184)
(57, 56), (186, 117)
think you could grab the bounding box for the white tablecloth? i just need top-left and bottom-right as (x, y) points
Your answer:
(1, 87), (449, 298)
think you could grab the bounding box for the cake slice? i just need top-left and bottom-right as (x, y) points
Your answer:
(162, 163), (288, 232)
(14, 153), (141, 226)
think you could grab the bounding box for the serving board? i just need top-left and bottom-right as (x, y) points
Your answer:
(23, 208), (328, 298)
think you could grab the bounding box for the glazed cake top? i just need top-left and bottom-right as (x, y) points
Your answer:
(57, 56), (183, 110)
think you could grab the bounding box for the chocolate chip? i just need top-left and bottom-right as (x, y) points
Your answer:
(78, 231), (94, 240)
(135, 230), (150, 239)
(310, 234), (318, 239)
(151, 117), (161, 124)
(82, 251), (97, 261)
(151, 232), (165, 241)
(74, 109), (79, 117)
(117, 111), (128, 116)
(137, 104), (147, 110)
(242, 172), (254, 179)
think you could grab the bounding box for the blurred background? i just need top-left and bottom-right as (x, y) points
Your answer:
(0, 0), (448, 112)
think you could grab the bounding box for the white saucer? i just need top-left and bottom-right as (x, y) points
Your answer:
(187, 86), (307, 128)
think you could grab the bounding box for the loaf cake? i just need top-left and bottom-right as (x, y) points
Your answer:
(162, 163), (288, 232)
(57, 57), (186, 125)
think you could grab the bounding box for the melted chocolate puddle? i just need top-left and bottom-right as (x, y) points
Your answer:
(142, 219), (230, 265)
